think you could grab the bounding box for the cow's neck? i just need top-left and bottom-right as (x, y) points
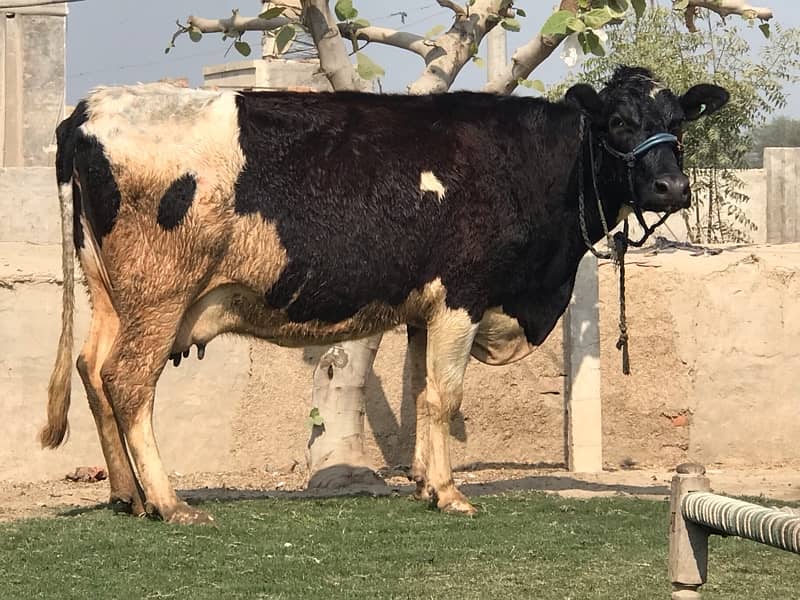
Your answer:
(571, 127), (628, 249)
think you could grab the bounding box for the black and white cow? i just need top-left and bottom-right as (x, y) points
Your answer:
(42, 66), (728, 523)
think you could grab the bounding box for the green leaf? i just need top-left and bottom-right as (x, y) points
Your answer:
(234, 40), (251, 57)
(352, 17), (370, 29)
(566, 16), (587, 33)
(356, 52), (385, 80)
(258, 6), (286, 20)
(188, 27), (202, 43)
(759, 22), (771, 38)
(501, 17), (521, 32)
(275, 25), (295, 54)
(577, 31), (590, 54)
(164, 46), (172, 54)
(585, 29), (606, 56)
(515, 8), (526, 17)
(631, 0), (646, 19)
(306, 408), (324, 428)
(472, 56), (485, 67)
(334, 0), (358, 21)
(673, 0), (689, 10)
(540, 10), (573, 36)
(607, 0), (629, 17)
(583, 8), (612, 29)
(424, 24), (445, 40)
(517, 78), (545, 93)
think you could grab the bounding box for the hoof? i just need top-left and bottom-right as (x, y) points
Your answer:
(431, 486), (478, 516)
(162, 502), (215, 525)
(412, 482), (430, 502)
(409, 462), (428, 501)
(109, 493), (146, 517)
(439, 498), (478, 516)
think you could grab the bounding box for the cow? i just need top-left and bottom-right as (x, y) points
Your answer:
(42, 66), (728, 524)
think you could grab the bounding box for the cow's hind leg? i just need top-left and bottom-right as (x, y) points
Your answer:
(101, 305), (212, 524)
(76, 278), (144, 514)
(407, 325), (430, 501)
(424, 309), (478, 515)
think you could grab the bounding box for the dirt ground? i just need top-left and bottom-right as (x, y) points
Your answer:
(2, 463), (798, 523)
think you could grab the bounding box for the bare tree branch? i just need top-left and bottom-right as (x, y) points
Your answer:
(186, 12), (291, 34)
(338, 23), (431, 59)
(301, 0), (370, 92)
(407, 0), (507, 95)
(483, 33), (564, 94)
(483, 0), (576, 95)
(436, 0), (467, 17)
(689, 0), (772, 19)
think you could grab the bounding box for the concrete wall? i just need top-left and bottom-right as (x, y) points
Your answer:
(0, 8), (65, 167)
(203, 59), (333, 92)
(766, 148), (800, 243)
(1, 155), (798, 482)
(0, 167), (62, 243)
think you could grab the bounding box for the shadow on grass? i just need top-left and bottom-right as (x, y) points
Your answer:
(164, 464), (670, 508)
(54, 462), (672, 518)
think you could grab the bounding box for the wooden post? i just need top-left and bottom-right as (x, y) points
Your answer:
(669, 463), (711, 599)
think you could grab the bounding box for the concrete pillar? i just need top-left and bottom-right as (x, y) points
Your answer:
(765, 147), (800, 243)
(486, 25), (506, 81)
(0, 5), (66, 167)
(563, 254), (603, 473)
(1, 12), (25, 166)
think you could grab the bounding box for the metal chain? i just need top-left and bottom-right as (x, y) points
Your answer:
(577, 117), (613, 260)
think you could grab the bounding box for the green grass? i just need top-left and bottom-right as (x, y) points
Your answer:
(0, 492), (797, 599)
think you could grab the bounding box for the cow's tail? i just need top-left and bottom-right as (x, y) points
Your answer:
(41, 177), (75, 449)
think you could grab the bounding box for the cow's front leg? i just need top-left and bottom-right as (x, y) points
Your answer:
(424, 309), (479, 515)
(406, 325), (430, 500)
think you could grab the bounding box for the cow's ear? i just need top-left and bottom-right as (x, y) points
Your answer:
(680, 84), (730, 121)
(565, 83), (602, 121)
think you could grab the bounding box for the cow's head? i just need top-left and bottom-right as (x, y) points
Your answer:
(565, 66), (729, 214)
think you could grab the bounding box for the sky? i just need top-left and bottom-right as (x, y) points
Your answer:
(65, 0), (800, 117)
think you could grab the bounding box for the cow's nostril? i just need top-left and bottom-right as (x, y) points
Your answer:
(654, 179), (670, 195)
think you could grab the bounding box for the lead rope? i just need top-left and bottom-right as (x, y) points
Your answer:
(577, 118), (632, 374)
(613, 224), (630, 375)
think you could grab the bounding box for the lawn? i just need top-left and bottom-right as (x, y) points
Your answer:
(0, 491), (797, 599)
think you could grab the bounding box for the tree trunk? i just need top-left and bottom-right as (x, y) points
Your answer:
(306, 336), (385, 488)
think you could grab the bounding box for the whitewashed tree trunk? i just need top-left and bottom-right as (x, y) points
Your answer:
(306, 336), (385, 488)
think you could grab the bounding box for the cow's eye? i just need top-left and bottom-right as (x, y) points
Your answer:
(609, 116), (626, 129)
